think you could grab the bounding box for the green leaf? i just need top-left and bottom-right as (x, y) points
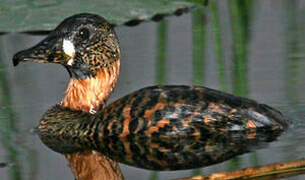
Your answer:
(0, 0), (203, 33)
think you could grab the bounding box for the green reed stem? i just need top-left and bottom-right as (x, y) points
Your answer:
(230, 0), (251, 97)
(228, 157), (241, 171)
(192, 7), (206, 86)
(149, 171), (159, 180)
(0, 45), (21, 179)
(191, 7), (207, 175)
(156, 19), (167, 85)
(284, 0), (300, 106)
(151, 19), (168, 179)
(228, 0), (253, 170)
(210, 0), (226, 91)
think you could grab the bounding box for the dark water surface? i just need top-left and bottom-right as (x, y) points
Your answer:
(1, 1), (305, 179)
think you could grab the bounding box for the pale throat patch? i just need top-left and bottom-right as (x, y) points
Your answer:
(63, 39), (75, 66)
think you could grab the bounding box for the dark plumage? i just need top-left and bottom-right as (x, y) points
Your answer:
(13, 13), (120, 79)
(13, 13), (123, 180)
(37, 85), (286, 170)
(13, 13), (288, 178)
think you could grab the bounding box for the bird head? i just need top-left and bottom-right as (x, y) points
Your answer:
(13, 13), (120, 79)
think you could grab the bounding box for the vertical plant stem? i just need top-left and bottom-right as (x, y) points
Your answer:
(210, 0), (227, 91)
(191, 7), (206, 175)
(228, 157), (241, 171)
(230, 0), (249, 97)
(192, 7), (206, 86)
(229, 1), (246, 170)
(151, 19), (168, 180)
(229, 0), (253, 170)
(192, 168), (202, 176)
(0, 45), (21, 180)
(149, 171), (159, 180)
(156, 19), (167, 85)
(284, 0), (300, 106)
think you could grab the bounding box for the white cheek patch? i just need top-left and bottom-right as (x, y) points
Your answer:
(62, 39), (75, 66)
(63, 39), (75, 57)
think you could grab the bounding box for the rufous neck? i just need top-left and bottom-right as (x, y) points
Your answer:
(61, 61), (120, 112)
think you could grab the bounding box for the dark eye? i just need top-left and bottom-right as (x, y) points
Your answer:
(79, 28), (90, 41)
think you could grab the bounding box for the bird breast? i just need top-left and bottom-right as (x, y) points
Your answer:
(62, 60), (120, 112)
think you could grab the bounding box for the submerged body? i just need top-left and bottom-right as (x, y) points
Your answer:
(38, 85), (287, 170)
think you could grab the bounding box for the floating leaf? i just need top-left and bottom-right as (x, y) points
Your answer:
(0, 0), (204, 32)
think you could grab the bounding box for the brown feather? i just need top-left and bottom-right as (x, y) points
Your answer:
(65, 152), (123, 180)
(62, 60), (120, 112)
(62, 60), (123, 180)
